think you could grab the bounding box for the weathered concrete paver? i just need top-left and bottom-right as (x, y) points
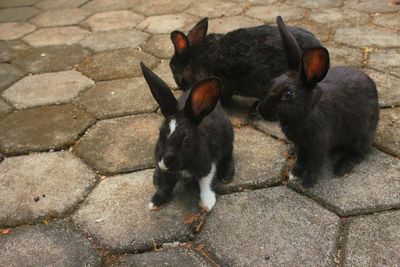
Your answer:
(0, 7), (39, 22)
(0, 0), (39, 8)
(372, 12), (400, 30)
(137, 13), (198, 34)
(197, 187), (340, 266)
(208, 15), (260, 34)
(131, 0), (193, 16)
(334, 26), (400, 48)
(309, 8), (369, 28)
(2, 70), (94, 109)
(73, 169), (199, 252)
(23, 26), (90, 47)
(344, 0), (400, 13)
(375, 107), (400, 157)
(0, 222), (101, 267)
(75, 77), (158, 119)
(34, 0), (89, 10)
(287, 0), (343, 8)
(0, 97), (12, 117)
(153, 60), (177, 89)
(81, 0), (138, 13)
(0, 63), (25, 91)
(367, 49), (400, 77)
(74, 113), (162, 174)
(246, 4), (308, 23)
(0, 40), (30, 62)
(0, 22), (36, 40)
(141, 34), (173, 59)
(82, 10), (143, 32)
(0, 104), (95, 155)
(0, 152), (96, 226)
(343, 211), (400, 266)
(325, 42), (364, 67)
(186, 1), (243, 18)
(363, 69), (400, 107)
(30, 8), (90, 27)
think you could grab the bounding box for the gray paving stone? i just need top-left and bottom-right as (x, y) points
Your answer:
(12, 44), (90, 74)
(0, 40), (30, 62)
(223, 95), (256, 127)
(81, 0), (138, 13)
(325, 43), (364, 67)
(375, 107), (400, 157)
(137, 13), (198, 34)
(309, 8), (369, 28)
(0, 222), (101, 266)
(186, 0), (243, 18)
(196, 187), (339, 266)
(287, 0), (343, 8)
(0, 7), (39, 23)
(74, 113), (162, 174)
(230, 0), (277, 3)
(334, 26), (400, 48)
(208, 15), (260, 34)
(290, 20), (332, 42)
(0, 0), (38, 8)
(0, 152), (96, 226)
(23, 26), (90, 47)
(73, 169), (198, 252)
(363, 69), (400, 107)
(216, 127), (287, 193)
(0, 63), (25, 91)
(34, 0), (88, 10)
(131, 0), (193, 16)
(2, 70), (94, 109)
(0, 104), (95, 155)
(343, 211), (400, 266)
(246, 4), (308, 23)
(368, 48), (400, 77)
(345, 0), (400, 13)
(80, 29), (149, 52)
(0, 98), (12, 117)
(30, 8), (90, 27)
(153, 60), (177, 89)
(141, 34), (174, 59)
(372, 12), (400, 30)
(0, 22), (36, 40)
(116, 248), (211, 266)
(251, 115), (287, 141)
(77, 49), (158, 81)
(75, 77), (158, 119)
(290, 149), (400, 216)
(82, 10), (144, 32)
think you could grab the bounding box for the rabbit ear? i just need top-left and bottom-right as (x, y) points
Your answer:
(188, 17), (208, 46)
(185, 77), (221, 123)
(301, 47), (330, 86)
(171, 31), (190, 57)
(140, 62), (177, 117)
(276, 16), (301, 71)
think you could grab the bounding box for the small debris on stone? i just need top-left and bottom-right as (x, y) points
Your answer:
(2, 229), (10, 235)
(34, 196), (40, 202)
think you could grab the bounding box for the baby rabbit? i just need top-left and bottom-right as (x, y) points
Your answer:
(169, 17), (321, 103)
(140, 62), (234, 212)
(258, 16), (379, 187)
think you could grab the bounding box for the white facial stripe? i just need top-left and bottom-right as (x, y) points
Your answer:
(168, 119), (177, 137)
(199, 163), (217, 212)
(158, 159), (168, 171)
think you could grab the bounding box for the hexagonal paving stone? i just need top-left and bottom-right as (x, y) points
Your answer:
(245, 4), (308, 23)
(116, 248), (211, 266)
(2, 70), (94, 109)
(216, 127), (287, 193)
(363, 69), (400, 107)
(251, 115), (287, 141)
(74, 113), (161, 174)
(290, 149), (400, 216)
(81, 0), (138, 13)
(0, 104), (95, 155)
(375, 107), (400, 157)
(196, 187), (339, 266)
(0, 7), (39, 23)
(80, 29), (149, 52)
(73, 169), (199, 252)
(309, 8), (369, 28)
(153, 60), (177, 89)
(0, 222), (101, 266)
(30, 8), (91, 27)
(75, 77), (158, 119)
(34, 0), (88, 10)
(141, 34), (174, 59)
(230, 0), (278, 3)
(81, 10), (143, 32)
(208, 15), (260, 34)
(368, 48), (400, 77)
(0, 98), (12, 117)
(0, 40), (30, 62)
(0, 63), (25, 91)
(287, 0), (343, 8)
(0, 22), (36, 40)
(77, 49), (158, 81)
(334, 26), (400, 48)
(345, 0), (400, 13)
(0, 152), (97, 226)
(0, 0), (39, 8)
(290, 20), (332, 43)
(137, 13), (198, 34)
(343, 211), (400, 266)
(372, 12), (400, 30)
(131, 0), (193, 16)
(325, 42), (364, 67)
(186, 0), (243, 18)
(23, 26), (90, 47)
(12, 44), (90, 74)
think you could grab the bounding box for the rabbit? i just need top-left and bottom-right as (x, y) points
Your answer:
(169, 17), (321, 107)
(140, 62), (235, 212)
(257, 16), (379, 187)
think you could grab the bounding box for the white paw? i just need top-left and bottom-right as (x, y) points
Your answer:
(288, 172), (299, 181)
(148, 202), (160, 211)
(199, 191), (216, 212)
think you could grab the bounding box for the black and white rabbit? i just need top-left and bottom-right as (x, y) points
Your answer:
(169, 17), (321, 104)
(258, 16), (379, 187)
(140, 62), (234, 212)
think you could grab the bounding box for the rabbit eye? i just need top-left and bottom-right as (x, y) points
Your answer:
(282, 89), (295, 101)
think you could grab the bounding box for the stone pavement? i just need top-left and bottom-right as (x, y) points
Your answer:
(0, 0), (399, 266)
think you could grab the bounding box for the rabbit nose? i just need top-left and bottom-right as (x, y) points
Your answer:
(163, 153), (176, 166)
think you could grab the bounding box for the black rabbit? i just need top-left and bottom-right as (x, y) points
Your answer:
(140, 62), (234, 212)
(258, 16), (379, 187)
(169, 17), (321, 106)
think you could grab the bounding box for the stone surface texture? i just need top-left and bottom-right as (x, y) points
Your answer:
(0, 22), (36, 40)
(23, 26), (90, 47)
(0, 63), (25, 91)
(82, 10), (144, 32)
(30, 8), (90, 27)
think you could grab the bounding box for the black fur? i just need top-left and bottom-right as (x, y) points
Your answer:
(140, 63), (234, 211)
(258, 17), (379, 187)
(169, 17), (321, 104)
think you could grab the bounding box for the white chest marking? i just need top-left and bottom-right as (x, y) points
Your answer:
(168, 119), (177, 137)
(158, 159), (168, 171)
(199, 163), (217, 212)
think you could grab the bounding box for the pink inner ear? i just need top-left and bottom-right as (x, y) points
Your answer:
(173, 33), (188, 53)
(191, 81), (219, 116)
(304, 49), (328, 82)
